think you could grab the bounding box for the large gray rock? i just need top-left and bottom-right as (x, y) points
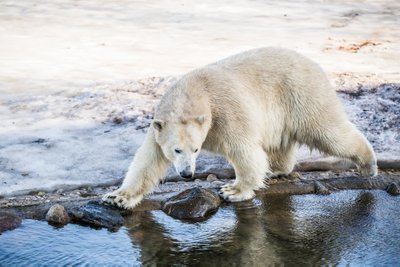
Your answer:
(162, 187), (221, 220)
(69, 201), (124, 229)
(0, 212), (22, 234)
(46, 204), (70, 225)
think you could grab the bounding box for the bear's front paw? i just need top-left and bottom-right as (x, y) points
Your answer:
(359, 164), (378, 177)
(102, 189), (143, 209)
(357, 160), (378, 177)
(218, 184), (255, 202)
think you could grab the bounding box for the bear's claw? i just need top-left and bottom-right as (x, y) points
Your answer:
(102, 190), (143, 209)
(218, 184), (255, 202)
(358, 163), (378, 177)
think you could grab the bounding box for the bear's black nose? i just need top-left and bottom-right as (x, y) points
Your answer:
(180, 170), (193, 178)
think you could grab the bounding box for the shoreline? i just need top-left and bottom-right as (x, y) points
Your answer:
(1, 163), (399, 222)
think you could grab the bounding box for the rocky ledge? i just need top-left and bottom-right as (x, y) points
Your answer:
(0, 165), (399, 232)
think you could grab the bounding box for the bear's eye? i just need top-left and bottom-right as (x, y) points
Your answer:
(194, 149), (199, 153)
(174, 149), (182, 154)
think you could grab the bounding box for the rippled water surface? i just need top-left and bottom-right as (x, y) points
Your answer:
(1, 190), (399, 266)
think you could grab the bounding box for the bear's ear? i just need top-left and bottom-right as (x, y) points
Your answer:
(195, 115), (207, 125)
(153, 119), (165, 131)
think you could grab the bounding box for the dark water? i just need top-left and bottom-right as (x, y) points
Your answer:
(1, 190), (399, 266)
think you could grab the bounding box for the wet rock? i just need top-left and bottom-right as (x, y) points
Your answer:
(46, 204), (70, 225)
(206, 174), (218, 182)
(0, 212), (22, 234)
(314, 181), (331, 195)
(163, 187), (221, 220)
(386, 183), (400, 196)
(69, 201), (124, 229)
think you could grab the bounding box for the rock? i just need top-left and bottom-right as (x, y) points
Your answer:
(386, 183), (400, 196)
(37, 191), (46, 197)
(314, 181), (330, 195)
(69, 201), (124, 229)
(0, 212), (22, 234)
(162, 187), (221, 220)
(164, 154), (235, 181)
(206, 174), (218, 182)
(46, 204), (70, 225)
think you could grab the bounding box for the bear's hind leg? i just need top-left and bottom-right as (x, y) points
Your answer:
(268, 143), (297, 177)
(305, 120), (377, 176)
(220, 144), (270, 202)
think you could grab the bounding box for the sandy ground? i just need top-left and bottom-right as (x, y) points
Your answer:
(0, 0), (399, 94)
(0, 0), (399, 196)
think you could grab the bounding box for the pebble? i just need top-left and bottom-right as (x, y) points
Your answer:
(46, 204), (70, 225)
(206, 174), (218, 182)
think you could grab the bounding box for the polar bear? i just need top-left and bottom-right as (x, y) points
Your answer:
(103, 47), (377, 209)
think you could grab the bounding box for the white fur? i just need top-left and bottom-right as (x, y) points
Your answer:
(103, 47), (377, 209)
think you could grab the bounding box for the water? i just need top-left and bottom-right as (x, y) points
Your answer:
(1, 190), (399, 266)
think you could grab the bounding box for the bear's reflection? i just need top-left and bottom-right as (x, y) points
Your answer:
(124, 191), (375, 265)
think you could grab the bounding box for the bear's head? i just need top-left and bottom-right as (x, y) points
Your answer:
(153, 115), (210, 179)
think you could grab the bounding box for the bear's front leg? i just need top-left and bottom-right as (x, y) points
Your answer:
(219, 144), (270, 202)
(102, 129), (169, 209)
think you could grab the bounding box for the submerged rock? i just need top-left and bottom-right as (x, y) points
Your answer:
(0, 212), (22, 234)
(46, 204), (70, 225)
(386, 183), (400, 196)
(163, 187), (221, 220)
(69, 201), (124, 229)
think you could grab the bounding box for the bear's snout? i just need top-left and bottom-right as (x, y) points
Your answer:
(179, 170), (193, 179)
